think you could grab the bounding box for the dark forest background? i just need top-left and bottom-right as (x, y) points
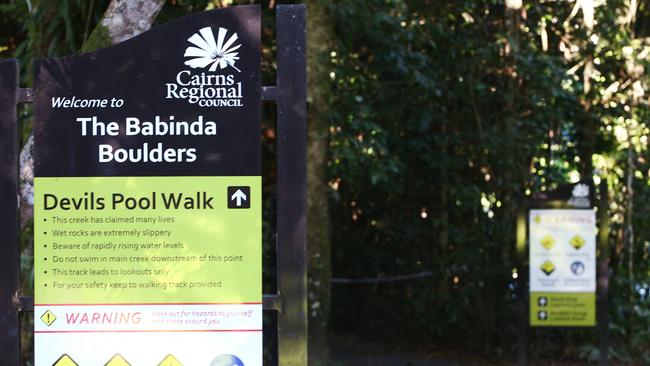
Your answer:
(2, 0), (650, 364)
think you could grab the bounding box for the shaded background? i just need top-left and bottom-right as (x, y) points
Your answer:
(2, 0), (650, 364)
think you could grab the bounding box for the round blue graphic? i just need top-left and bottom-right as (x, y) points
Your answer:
(210, 354), (245, 366)
(570, 261), (585, 275)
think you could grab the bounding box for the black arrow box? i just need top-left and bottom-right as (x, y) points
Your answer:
(228, 186), (251, 209)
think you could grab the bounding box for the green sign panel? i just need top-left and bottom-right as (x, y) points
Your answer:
(35, 176), (261, 304)
(530, 292), (596, 326)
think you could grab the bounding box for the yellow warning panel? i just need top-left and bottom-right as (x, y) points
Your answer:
(40, 310), (57, 326)
(105, 354), (131, 366)
(541, 260), (555, 276)
(539, 234), (555, 250)
(52, 354), (78, 366)
(158, 354), (183, 366)
(570, 234), (586, 250)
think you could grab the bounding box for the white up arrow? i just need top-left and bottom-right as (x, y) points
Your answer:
(231, 189), (247, 207)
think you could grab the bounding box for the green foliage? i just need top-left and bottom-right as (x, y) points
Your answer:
(81, 24), (112, 53)
(326, 0), (650, 363)
(14, 1), (110, 81)
(0, 2), (29, 58)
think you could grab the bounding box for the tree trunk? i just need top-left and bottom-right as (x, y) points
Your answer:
(306, 0), (333, 365)
(83, 0), (166, 52)
(579, 1), (595, 178)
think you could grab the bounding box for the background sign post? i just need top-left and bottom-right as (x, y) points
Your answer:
(528, 182), (597, 327)
(597, 180), (610, 366)
(519, 180), (609, 365)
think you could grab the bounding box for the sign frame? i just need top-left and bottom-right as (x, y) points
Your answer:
(0, 4), (307, 366)
(514, 180), (610, 366)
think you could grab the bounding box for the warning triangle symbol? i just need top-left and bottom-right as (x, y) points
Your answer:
(158, 354), (183, 366)
(52, 354), (78, 366)
(105, 354), (131, 366)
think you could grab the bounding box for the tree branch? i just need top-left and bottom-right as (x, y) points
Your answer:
(83, 0), (166, 52)
(20, 0), (166, 227)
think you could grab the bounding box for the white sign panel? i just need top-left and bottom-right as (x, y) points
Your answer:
(529, 209), (596, 293)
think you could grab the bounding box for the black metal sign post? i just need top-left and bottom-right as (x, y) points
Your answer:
(515, 204), (528, 366)
(597, 180), (610, 366)
(0, 4), (306, 365)
(274, 5), (308, 366)
(0, 59), (20, 366)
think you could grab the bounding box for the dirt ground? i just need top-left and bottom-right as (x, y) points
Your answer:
(328, 332), (597, 366)
(329, 333), (489, 366)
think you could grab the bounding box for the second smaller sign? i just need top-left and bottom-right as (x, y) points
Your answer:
(529, 208), (596, 326)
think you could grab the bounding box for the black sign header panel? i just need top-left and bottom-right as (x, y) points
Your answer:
(34, 5), (261, 177)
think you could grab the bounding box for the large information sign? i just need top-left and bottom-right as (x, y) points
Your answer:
(529, 208), (596, 327)
(33, 6), (261, 365)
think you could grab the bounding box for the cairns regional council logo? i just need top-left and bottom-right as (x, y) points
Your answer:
(568, 182), (590, 208)
(166, 26), (244, 107)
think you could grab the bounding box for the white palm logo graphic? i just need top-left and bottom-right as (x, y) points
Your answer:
(572, 183), (589, 198)
(184, 27), (241, 72)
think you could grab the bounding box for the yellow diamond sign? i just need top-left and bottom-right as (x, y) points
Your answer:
(40, 310), (56, 326)
(541, 260), (555, 276)
(105, 354), (131, 366)
(570, 234), (586, 250)
(158, 354), (183, 366)
(53, 354), (78, 366)
(539, 234), (555, 250)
